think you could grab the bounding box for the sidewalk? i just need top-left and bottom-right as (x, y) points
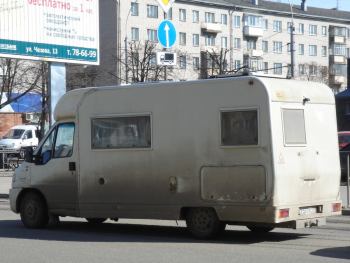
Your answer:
(0, 170), (13, 198)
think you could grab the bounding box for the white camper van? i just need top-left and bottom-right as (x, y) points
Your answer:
(10, 76), (342, 238)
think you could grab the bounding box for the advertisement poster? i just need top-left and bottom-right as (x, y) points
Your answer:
(0, 0), (99, 65)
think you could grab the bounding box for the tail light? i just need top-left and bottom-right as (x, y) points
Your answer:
(332, 203), (342, 212)
(278, 208), (290, 218)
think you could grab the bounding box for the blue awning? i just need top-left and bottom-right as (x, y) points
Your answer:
(9, 93), (42, 113)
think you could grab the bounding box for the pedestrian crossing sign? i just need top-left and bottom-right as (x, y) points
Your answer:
(157, 0), (175, 14)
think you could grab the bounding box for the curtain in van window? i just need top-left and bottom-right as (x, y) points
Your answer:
(91, 116), (151, 149)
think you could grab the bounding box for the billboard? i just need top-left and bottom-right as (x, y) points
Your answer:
(0, 0), (99, 65)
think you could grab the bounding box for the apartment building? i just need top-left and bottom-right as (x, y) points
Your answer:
(112, 0), (350, 90)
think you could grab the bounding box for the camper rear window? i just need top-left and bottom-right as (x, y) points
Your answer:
(91, 116), (151, 149)
(282, 109), (306, 145)
(221, 110), (258, 146)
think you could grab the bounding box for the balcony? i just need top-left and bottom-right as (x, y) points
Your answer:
(330, 55), (347, 64)
(244, 49), (263, 57)
(331, 36), (346, 44)
(201, 22), (222, 33)
(243, 26), (263, 37)
(200, 45), (221, 53)
(329, 75), (345, 85)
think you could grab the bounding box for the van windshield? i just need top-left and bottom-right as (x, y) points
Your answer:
(3, 129), (25, 139)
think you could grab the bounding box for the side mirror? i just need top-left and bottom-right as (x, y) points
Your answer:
(24, 147), (34, 163)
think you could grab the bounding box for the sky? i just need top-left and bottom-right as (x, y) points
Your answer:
(276, 0), (350, 11)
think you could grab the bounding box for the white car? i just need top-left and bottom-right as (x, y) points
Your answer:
(0, 125), (39, 151)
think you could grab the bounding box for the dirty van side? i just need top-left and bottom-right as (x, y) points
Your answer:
(10, 76), (341, 238)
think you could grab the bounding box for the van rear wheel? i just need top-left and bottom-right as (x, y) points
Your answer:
(186, 208), (226, 239)
(20, 192), (49, 229)
(86, 218), (107, 224)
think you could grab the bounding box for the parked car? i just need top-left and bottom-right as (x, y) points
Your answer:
(339, 143), (350, 184)
(0, 125), (39, 157)
(338, 131), (350, 149)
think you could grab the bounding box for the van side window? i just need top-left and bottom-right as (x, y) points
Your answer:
(221, 110), (258, 146)
(25, 130), (33, 139)
(40, 129), (56, 165)
(282, 109), (306, 145)
(91, 116), (151, 149)
(54, 123), (75, 158)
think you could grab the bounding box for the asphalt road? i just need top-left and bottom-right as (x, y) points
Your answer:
(0, 200), (349, 263)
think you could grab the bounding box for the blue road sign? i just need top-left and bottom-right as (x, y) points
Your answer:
(157, 20), (177, 49)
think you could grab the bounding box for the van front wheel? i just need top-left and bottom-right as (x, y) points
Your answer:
(186, 208), (226, 239)
(20, 192), (49, 229)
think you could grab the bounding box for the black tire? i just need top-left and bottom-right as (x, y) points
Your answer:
(86, 218), (107, 224)
(20, 192), (49, 229)
(247, 225), (275, 233)
(186, 208), (226, 239)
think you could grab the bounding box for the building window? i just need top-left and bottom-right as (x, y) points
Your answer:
(282, 109), (306, 145)
(234, 38), (241, 49)
(221, 37), (228, 49)
(234, 15), (241, 28)
(205, 34), (215, 46)
(179, 56), (187, 69)
(221, 14), (227, 25)
(179, 32), (186, 46)
(147, 29), (158, 42)
(165, 8), (173, 20)
(299, 64), (306, 75)
(322, 46), (327, 57)
(264, 62), (269, 74)
(322, 26), (327, 36)
(91, 116), (152, 149)
(262, 41), (268, 53)
(309, 45), (317, 56)
(150, 53), (156, 65)
(234, 60), (241, 69)
(298, 44), (304, 55)
(247, 39), (257, 50)
(298, 23), (304, 34)
(273, 63), (282, 75)
(192, 34), (199, 46)
(273, 20), (282, 32)
(131, 27), (139, 41)
(221, 110), (258, 146)
(205, 12), (215, 23)
(244, 15), (262, 28)
(263, 19), (268, 30)
(193, 57), (200, 70)
(309, 25), (317, 36)
(179, 8), (186, 22)
(273, 41), (282, 53)
(192, 10), (199, 23)
(287, 22), (293, 33)
(147, 5), (158, 18)
(309, 65), (317, 75)
(131, 2), (139, 16)
(331, 43), (346, 56)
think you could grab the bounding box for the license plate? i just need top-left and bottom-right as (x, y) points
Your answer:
(299, 207), (317, 216)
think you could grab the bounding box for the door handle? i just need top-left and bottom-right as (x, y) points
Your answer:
(69, 162), (76, 171)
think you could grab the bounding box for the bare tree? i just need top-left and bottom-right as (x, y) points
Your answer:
(114, 41), (170, 83)
(0, 58), (43, 110)
(200, 48), (230, 79)
(299, 62), (329, 84)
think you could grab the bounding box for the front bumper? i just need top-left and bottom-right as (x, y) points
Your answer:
(9, 188), (22, 213)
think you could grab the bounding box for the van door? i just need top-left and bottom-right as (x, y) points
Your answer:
(30, 123), (78, 214)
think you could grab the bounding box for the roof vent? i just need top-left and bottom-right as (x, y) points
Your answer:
(252, 0), (258, 5)
(301, 0), (307, 11)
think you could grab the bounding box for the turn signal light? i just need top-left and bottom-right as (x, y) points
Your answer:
(332, 203), (341, 212)
(278, 209), (290, 218)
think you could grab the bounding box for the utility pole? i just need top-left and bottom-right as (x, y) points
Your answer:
(290, 23), (295, 78)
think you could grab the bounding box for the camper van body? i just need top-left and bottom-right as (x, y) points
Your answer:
(10, 76), (341, 235)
